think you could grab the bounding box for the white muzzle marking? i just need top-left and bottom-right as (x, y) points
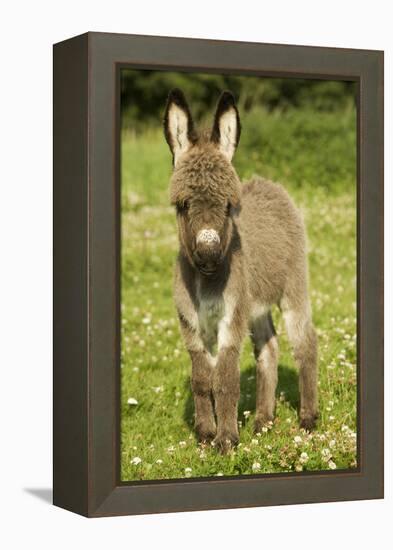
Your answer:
(196, 229), (220, 245)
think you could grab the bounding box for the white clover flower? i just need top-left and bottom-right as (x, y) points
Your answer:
(252, 462), (261, 472)
(299, 452), (309, 464)
(329, 439), (336, 448)
(152, 386), (163, 393)
(130, 456), (142, 465)
(127, 397), (138, 406)
(328, 460), (337, 470)
(156, 459), (163, 464)
(294, 436), (302, 444)
(243, 410), (251, 419)
(262, 426), (268, 433)
(321, 449), (331, 462)
(328, 415), (335, 421)
(179, 441), (187, 448)
(216, 472), (224, 476)
(251, 439), (259, 446)
(341, 425), (349, 432)
(185, 467), (192, 477)
(167, 445), (175, 453)
(286, 418), (292, 424)
(295, 464), (303, 472)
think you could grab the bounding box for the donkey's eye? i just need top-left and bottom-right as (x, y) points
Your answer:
(176, 201), (189, 214)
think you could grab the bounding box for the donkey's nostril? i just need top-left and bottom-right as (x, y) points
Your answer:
(194, 250), (202, 263)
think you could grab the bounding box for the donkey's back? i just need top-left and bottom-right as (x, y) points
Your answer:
(237, 176), (308, 309)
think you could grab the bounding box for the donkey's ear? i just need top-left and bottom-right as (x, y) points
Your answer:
(164, 88), (196, 166)
(211, 91), (241, 161)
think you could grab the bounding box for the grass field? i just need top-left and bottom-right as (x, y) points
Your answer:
(120, 106), (357, 481)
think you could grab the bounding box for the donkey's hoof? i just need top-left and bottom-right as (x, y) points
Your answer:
(212, 431), (239, 454)
(195, 423), (216, 443)
(300, 414), (318, 431)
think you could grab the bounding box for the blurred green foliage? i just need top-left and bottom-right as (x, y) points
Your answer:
(121, 69), (356, 130)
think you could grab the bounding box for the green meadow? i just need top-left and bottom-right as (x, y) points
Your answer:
(120, 105), (357, 481)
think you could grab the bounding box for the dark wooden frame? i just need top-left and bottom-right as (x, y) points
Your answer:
(53, 32), (384, 517)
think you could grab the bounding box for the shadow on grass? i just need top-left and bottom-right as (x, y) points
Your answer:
(183, 362), (300, 430)
(183, 376), (194, 429)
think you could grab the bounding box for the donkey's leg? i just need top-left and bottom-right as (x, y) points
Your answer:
(212, 300), (246, 454)
(212, 346), (240, 453)
(189, 350), (216, 442)
(251, 312), (279, 433)
(178, 316), (216, 441)
(282, 297), (318, 430)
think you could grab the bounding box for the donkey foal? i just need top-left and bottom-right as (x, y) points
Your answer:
(164, 89), (318, 453)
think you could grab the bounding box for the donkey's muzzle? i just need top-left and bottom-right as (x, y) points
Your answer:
(196, 229), (220, 246)
(195, 229), (221, 275)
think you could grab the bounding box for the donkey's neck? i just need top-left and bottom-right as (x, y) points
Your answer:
(180, 233), (242, 295)
(179, 248), (229, 291)
(197, 264), (229, 294)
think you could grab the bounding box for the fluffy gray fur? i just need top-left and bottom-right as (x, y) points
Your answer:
(164, 89), (318, 454)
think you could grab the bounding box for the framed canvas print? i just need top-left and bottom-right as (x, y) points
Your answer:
(53, 32), (384, 517)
